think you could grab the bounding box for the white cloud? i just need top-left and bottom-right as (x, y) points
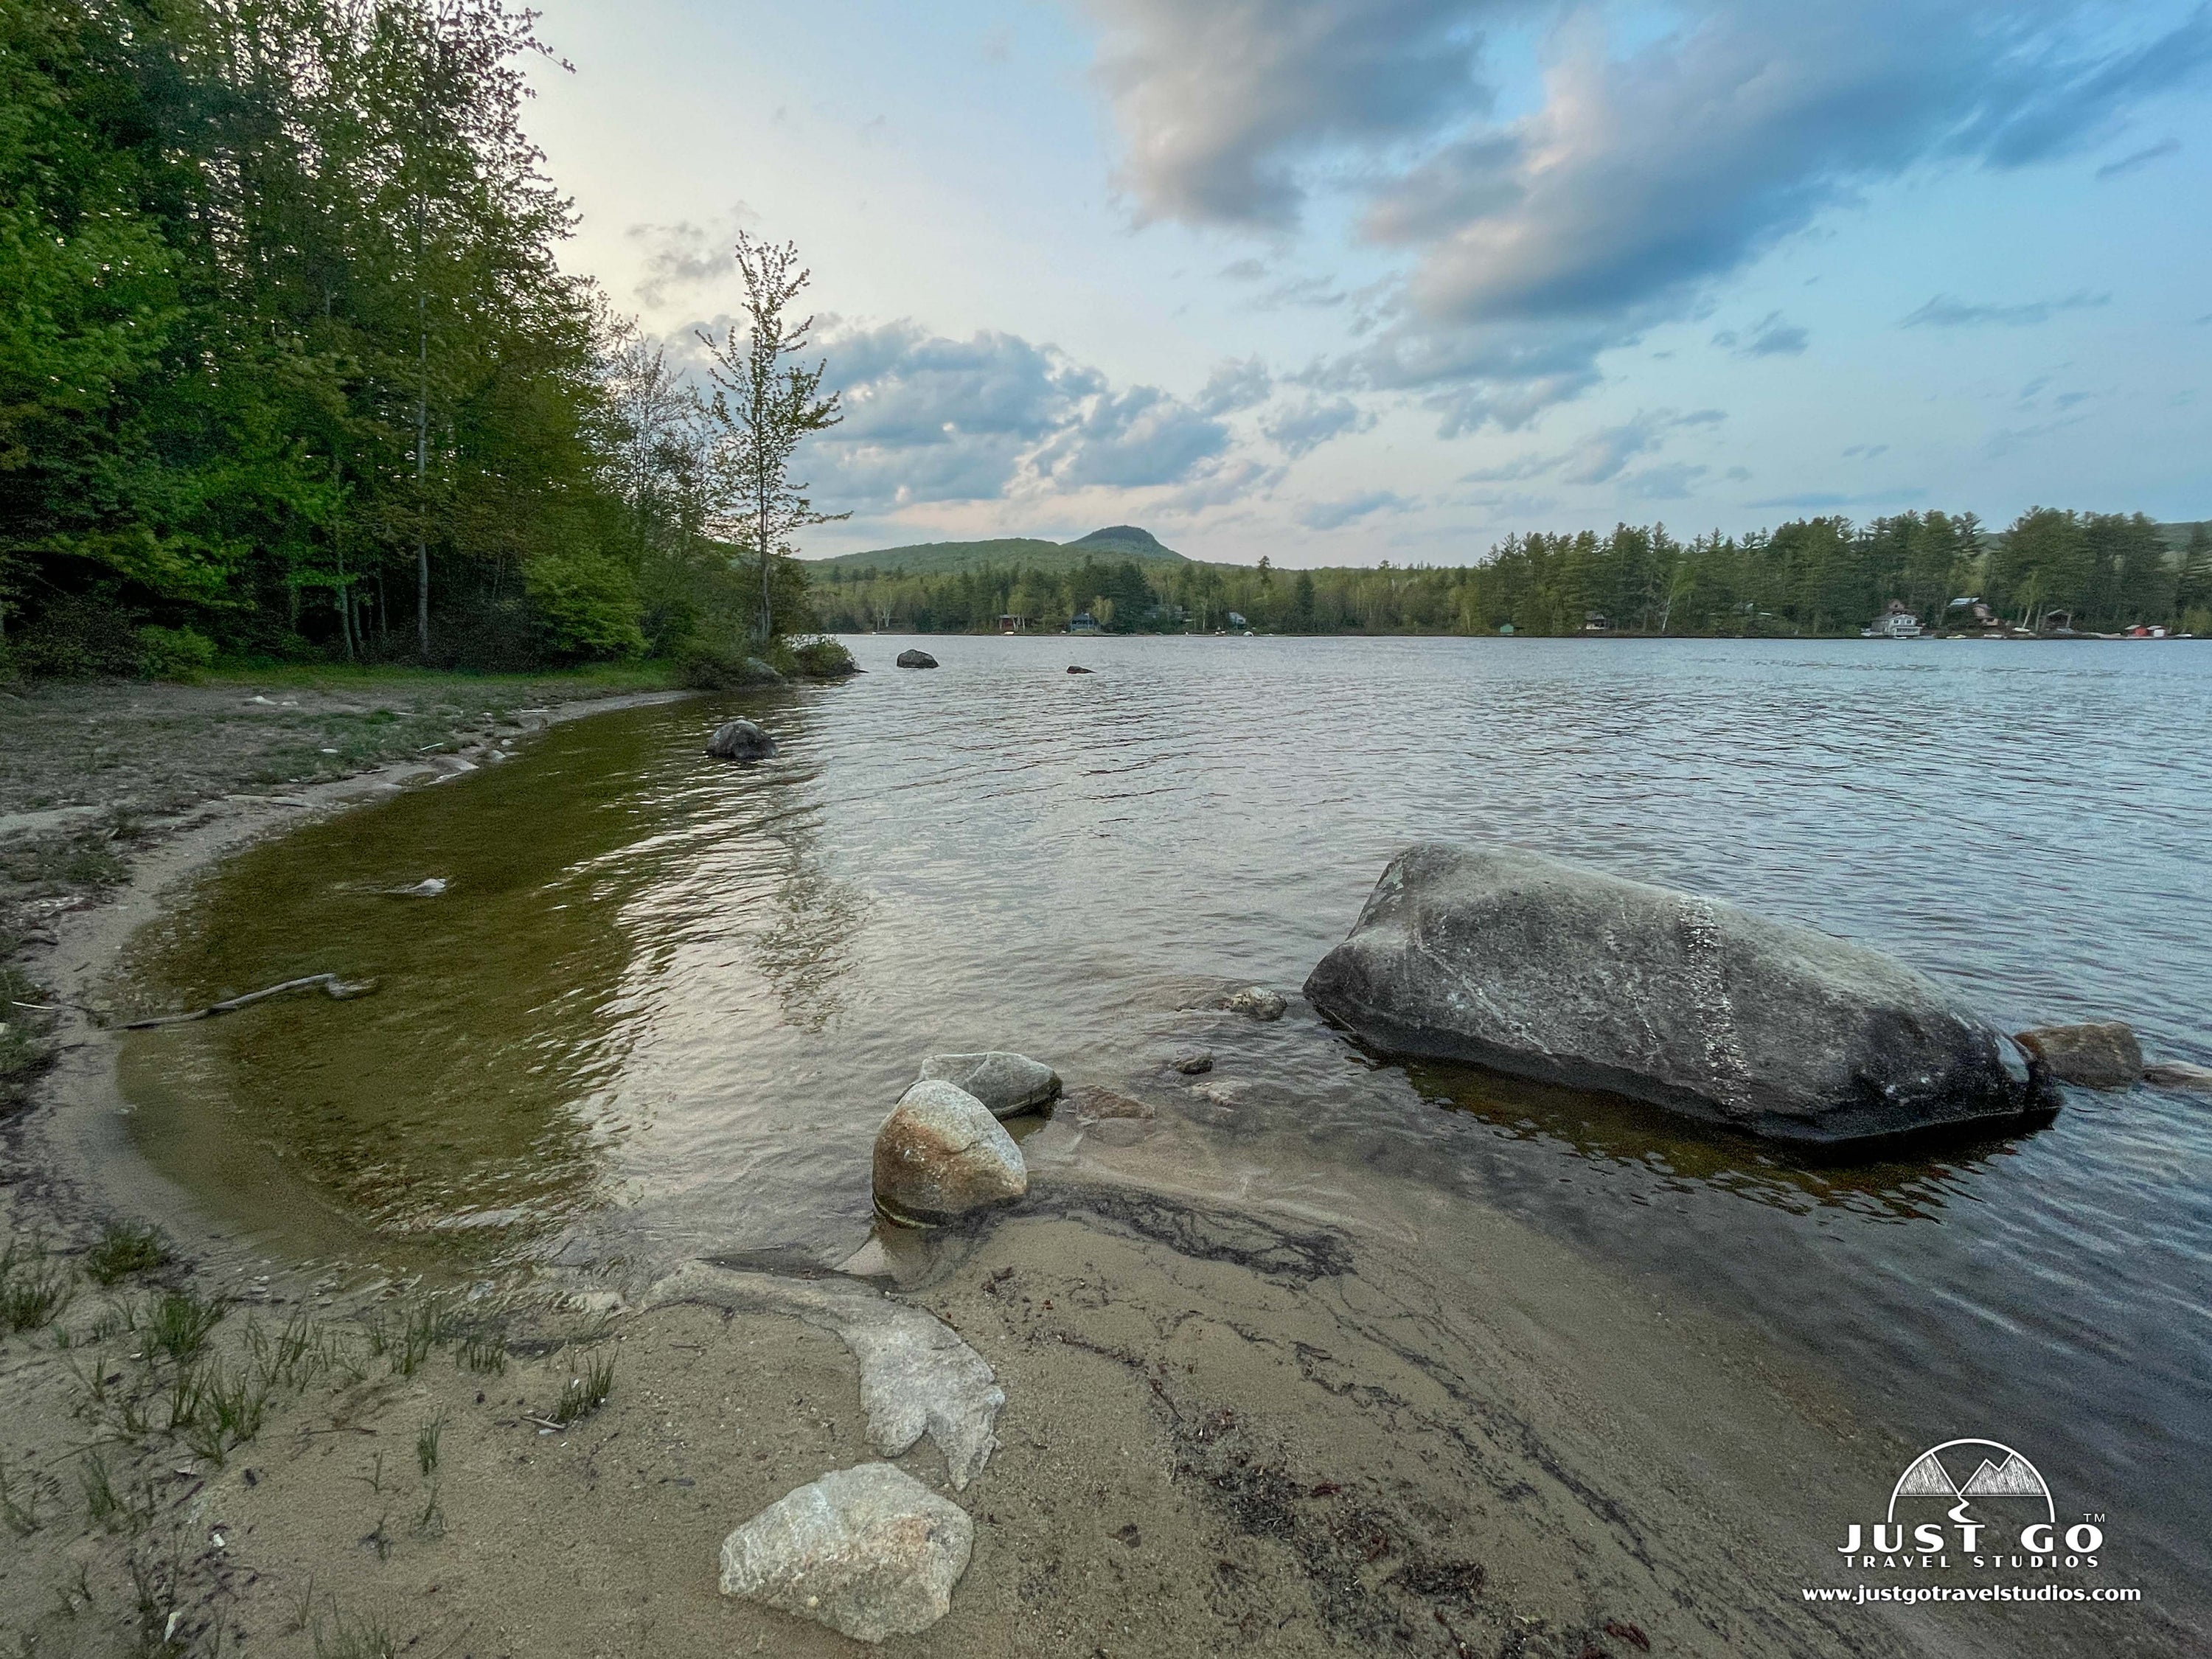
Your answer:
(793, 320), (1236, 511)
(1297, 489), (1421, 529)
(1085, 0), (2212, 431)
(1262, 394), (1376, 457)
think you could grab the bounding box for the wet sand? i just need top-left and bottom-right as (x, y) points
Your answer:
(1, 687), (2203, 1658)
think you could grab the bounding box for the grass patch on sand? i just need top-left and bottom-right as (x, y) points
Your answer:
(0, 1239), (72, 1333)
(206, 661), (678, 699)
(84, 1222), (174, 1287)
(547, 1349), (617, 1426)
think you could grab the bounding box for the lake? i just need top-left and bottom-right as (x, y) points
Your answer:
(117, 633), (2212, 1598)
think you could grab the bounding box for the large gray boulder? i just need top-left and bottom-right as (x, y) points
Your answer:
(917, 1051), (1061, 1118)
(719, 1461), (973, 1642)
(705, 718), (776, 761)
(895, 649), (939, 669)
(1305, 844), (2060, 1147)
(873, 1080), (1027, 1224)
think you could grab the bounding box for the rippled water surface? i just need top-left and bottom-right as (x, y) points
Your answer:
(121, 634), (2212, 1586)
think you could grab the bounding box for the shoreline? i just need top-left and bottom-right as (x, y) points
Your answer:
(0, 684), (2199, 1658)
(3, 682), (700, 1273)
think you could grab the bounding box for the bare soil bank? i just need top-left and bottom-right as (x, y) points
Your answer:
(0, 680), (2200, 1659)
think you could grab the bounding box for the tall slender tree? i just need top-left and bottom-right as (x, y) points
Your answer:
(698, 234), (845, 643)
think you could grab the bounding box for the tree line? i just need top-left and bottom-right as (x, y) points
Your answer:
(0, 0), (837, 681)
(811, 510), (2212, 638)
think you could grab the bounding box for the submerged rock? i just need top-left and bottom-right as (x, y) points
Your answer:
(917, 1051), (1061, 1118)
(874, 1081), (1027, 1225)
(2015, 1022), (2144, 1089)
(646, 1262), (1004, 1487)
(1304, 843), (2061, 1148)
(1219, 987), (1287, 1021)
(705, 718), (776, 761)
(1167, 1048), (1214, 1075)
(719, 1461), (973, 1643)
(2144, 1060), (2212, 1093)
(895, 649), (939, 669)
(1066, 664), (1094, 675)
(1069, 1086), (1155, 1121)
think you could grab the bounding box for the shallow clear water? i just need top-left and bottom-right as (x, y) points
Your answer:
(120, 634), (2212, 1587)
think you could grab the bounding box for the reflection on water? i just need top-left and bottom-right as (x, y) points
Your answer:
(118, 633), (2212, 1590)
(1400, 1058), (2011, 1223)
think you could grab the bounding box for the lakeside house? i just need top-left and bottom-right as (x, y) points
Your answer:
(1226, 611), (1248, 630)
(1866, 600), (1923, 638)
(1943, 597), (2005, 633)
(998, 613), (1029, 633)
(1068, 611), (1102, 635)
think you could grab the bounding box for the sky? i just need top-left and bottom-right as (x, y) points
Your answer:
(523, 0), (2212, 567)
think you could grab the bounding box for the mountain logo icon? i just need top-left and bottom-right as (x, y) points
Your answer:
(1886, 1439), (2055, 1526)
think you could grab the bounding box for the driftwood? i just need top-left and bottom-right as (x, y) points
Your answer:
(122, 973), (379, 1031)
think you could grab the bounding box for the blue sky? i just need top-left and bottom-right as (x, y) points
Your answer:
(526, 0), (2212, 566)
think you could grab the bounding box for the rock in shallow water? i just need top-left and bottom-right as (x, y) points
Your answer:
(1167, 1048), (1214, 1075)
(2014, 1021), (2144, 1089)
(917, 1050), (1061, 1117)
(874, 1080), (1027, 1224)
(705, 718), (776, 761)
(2144, 1060), (2212, 1093)
(1304, 843), (2060, 1148)
(1219, 987), (1287, 1021)
(719, 1461), (973, 1643)
(895, 649), (939, 669)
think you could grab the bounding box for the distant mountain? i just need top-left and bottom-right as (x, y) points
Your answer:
(806, 526), (1189, 577)
(1068, 525), (1173, 556)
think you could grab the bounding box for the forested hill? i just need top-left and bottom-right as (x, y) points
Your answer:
(810, 512), (2212, 638)
(807, 526), (1189, 578)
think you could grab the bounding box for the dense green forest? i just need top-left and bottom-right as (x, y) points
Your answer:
(0, 0), (816, 680)
(1, 2), (2202, 675)
(812, 511), (2212, 638)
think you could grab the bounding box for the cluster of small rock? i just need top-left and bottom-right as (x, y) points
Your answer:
(700, 1050), (1062, 1644)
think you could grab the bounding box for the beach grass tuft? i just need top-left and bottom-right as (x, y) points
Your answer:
(0, 1239), (72, 1333)
(146, 1289), (223, 1364)
(549, 1349), (616, 1425)
(85, 1222), (173, 1287)
(310, 1604), (399, 1659)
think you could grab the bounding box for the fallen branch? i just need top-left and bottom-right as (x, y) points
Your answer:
(121, 973), (379, 1031)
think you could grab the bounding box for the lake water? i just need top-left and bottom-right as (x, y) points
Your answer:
(118, 633), (2212, 1596)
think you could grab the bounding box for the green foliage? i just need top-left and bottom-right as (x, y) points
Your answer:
(775, 633), (858, 677)
(133, 625), (215, 681)
(673, 641), (779, 690)
(0, 0), (814, 675)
